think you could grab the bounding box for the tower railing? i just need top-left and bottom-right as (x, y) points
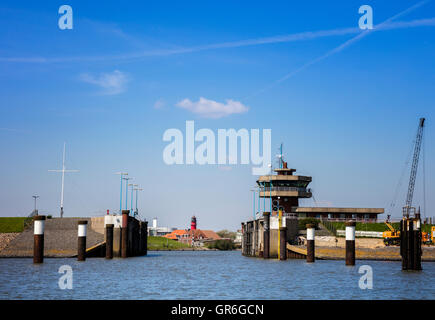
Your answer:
(261, 186), (311, 193)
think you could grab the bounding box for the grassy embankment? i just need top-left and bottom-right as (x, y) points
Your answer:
(0, 217), (32, 233)
(147, 236), (191, 250)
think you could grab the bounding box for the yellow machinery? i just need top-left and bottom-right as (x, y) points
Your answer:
(423, 226), (435, 244)
(383, 221), (401, 246)
(422, 231), (430, 244)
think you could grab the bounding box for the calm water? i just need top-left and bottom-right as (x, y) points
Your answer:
(0, 251), (434, 300)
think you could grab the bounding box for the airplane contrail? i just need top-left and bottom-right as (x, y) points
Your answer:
(0, 14), (434, 63)
(245, 0), (431, 99)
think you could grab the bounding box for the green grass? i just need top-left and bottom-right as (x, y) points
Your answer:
(0, 217), (32, 233)
(422, 224), (434, 233)
(147, 236), (191, 250)
(329, 222), (433, 232)
(324, 221), (400, 232)
(204, 239), (235, 250)
(324, 221), (434, 232)
(298, 218), (320, 230)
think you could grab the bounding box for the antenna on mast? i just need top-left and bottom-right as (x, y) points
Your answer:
(275, 143), (284, 169)
(48, 142), (79, 218)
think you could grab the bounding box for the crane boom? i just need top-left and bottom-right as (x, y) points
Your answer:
(404, 117), (425, 217)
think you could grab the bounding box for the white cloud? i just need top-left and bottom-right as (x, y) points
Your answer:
(176, 97), (249, 119)
(80, 70), (128, 95)
(153, 99), (165, 109)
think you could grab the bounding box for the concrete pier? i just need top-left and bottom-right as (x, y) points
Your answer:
(241, 212), (298, 259)
(0, 215), (148, 258)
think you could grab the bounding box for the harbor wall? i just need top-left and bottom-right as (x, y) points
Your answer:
(242, 216), (298, 258)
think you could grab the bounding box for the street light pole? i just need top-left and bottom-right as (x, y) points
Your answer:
(268, 163), (272, 214)
(250, 189), (256, 220)
(134, 187), (143, 218)
(115, 172), (128, 214)
(32, 195), (39, 215)
(123, 177), (132, 211)
(129, 184), (138, 217)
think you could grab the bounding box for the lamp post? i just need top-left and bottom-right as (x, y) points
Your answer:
(277, 196), (281, 259)
(115, 172), (128, 213)
(268, 163), (272, 214)
(260, 182), (265, 214)
(250, 189), (256, 220)
(134, 187), (143, 218)
(123, 177), (132, 211)
(129, 184), (138, 217)
(32, 195), (39, 216)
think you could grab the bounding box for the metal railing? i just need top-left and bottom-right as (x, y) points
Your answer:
(319, 217), (378, 223)
(260, 187), (311, 193)
(336, 230), (383, 238)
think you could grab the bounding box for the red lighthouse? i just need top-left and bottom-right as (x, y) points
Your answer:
(191, 216), (197, 230)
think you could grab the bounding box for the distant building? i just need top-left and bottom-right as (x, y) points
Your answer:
(191, 216), (197, 230)
(162, 229), (188, 240)
(257, 161), (384, 222)
(234, 230), (242, 246)
(147, 217), (173, 236)
(162, 216), (222, 246)
(179, 229), (221, 247)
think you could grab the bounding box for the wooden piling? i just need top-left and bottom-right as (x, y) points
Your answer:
(121, 210), (129, 258)
(105, 224), (114, 259)
(143, 221), (148, 256)
(401, 216), (422, 271)
(33, 215), (45, 264)
(279, 227), (287, 261)
(263, 212), (270, 259)
(77, 220), (87, 261)
(306, 223), (315, 263)
(345, 221), (356, 266)
(400, 219), (407, 269)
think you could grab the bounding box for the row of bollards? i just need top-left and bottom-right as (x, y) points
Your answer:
(259, 212), (356, 265)
(34, 216), (90, 263)
(33, 211), (147, 263)
(305, 221), (355, 265)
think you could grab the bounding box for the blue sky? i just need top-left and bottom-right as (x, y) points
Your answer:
(0, 1), (434, 230)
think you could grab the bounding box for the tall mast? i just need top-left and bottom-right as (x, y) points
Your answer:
(49, 143), (79, 218)
(60, 142), (66, 214)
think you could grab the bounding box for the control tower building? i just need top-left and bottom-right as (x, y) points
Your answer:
(257, 161), (312, 215)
